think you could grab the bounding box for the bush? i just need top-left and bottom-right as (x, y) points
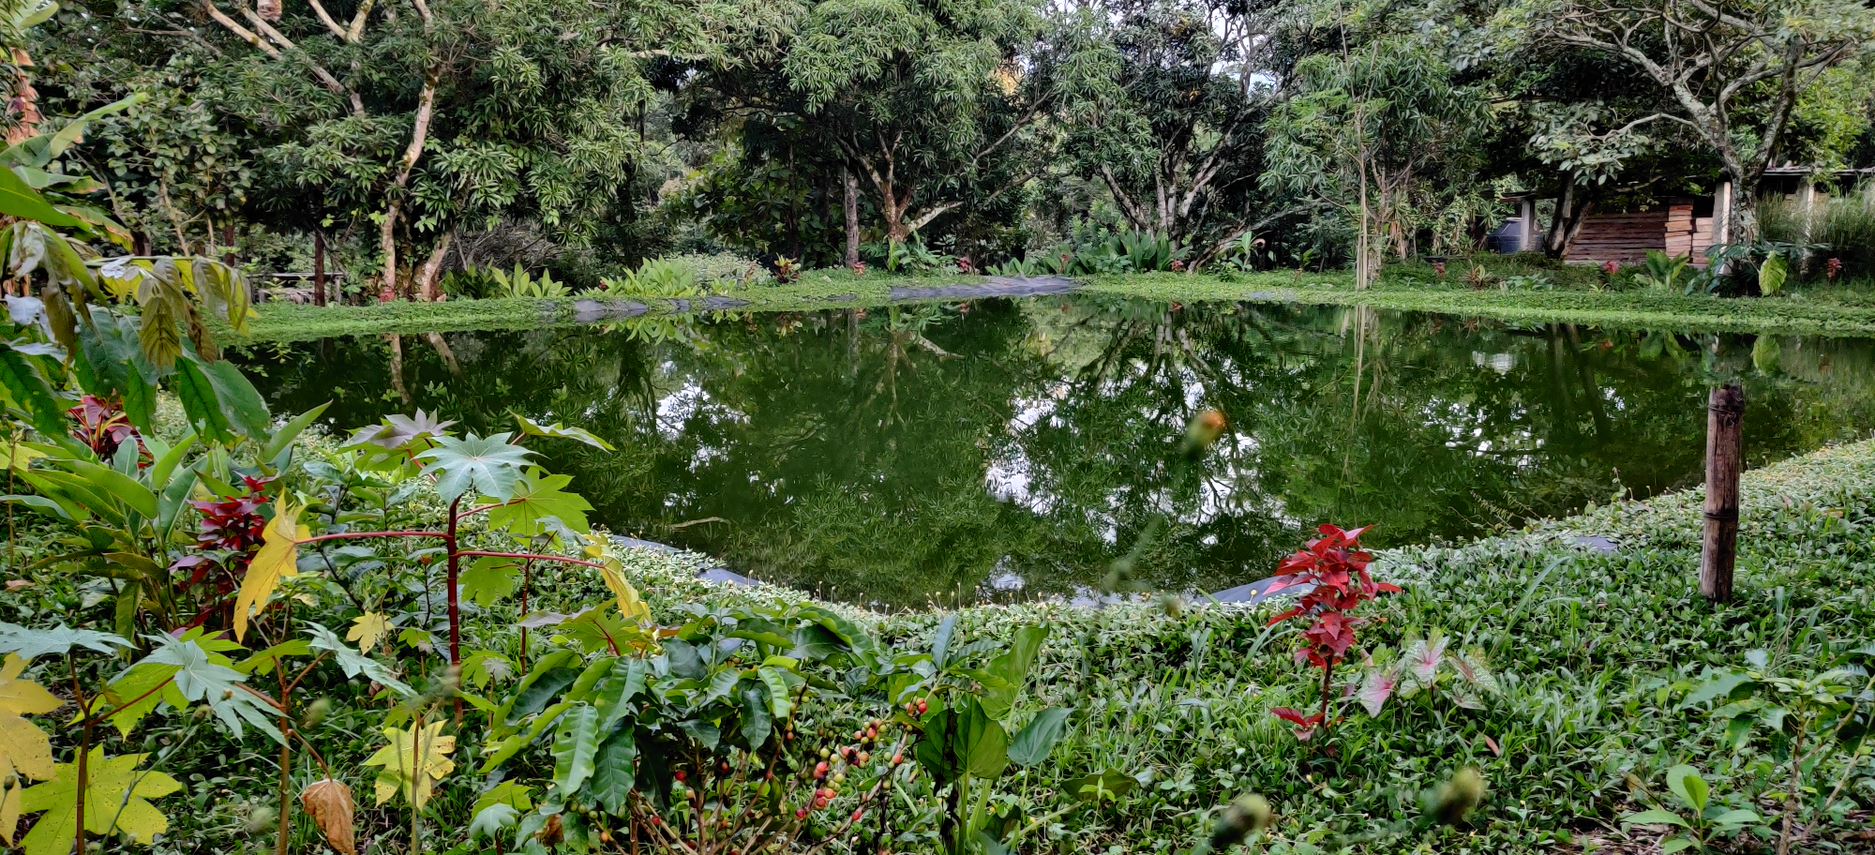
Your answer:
(661, 252), (775, 288)
(1813, 188), (1875, 281)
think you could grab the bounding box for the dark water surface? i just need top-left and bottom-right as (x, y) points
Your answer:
(233, 298), (1875, 608)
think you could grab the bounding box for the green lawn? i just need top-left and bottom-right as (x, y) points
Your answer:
(239, 270), (1875, 343)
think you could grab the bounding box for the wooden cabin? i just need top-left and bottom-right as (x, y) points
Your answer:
(1497, 166), (1872, 267)
(1562, 202), (1716, 266)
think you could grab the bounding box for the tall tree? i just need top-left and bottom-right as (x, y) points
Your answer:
(1509, 0), (1875, 243)
(1263, 36), (1488, 285)
(777, 0), (1060, 244)
(1056, 0), (1285, 255)
(44, 0), (704, 300)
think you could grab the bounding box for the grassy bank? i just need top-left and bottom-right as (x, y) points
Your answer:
(600, 438), (1875, 853)
(1092, 273), (1875, 338)
(238, 269), (1875, 343)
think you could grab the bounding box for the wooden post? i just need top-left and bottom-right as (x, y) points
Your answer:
(1700, 384), (1744, 603)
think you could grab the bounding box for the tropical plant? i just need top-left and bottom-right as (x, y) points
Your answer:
(1114, 230), (1182, 272)
(1620, 765), (1767, 853)
(485, 264), (571, 299)
(1633, 250), (1694, 292)
(478, 599), (899, 852)
(604, 258), (706, 299)
(875, 237), (955, 275)
(894, 616), (1070, 854)
(1266, 524), (1401, 739)
(1681, 647), (1875, 855)
(1358, 630), (1499, 716)
(237, 412), (616, 670)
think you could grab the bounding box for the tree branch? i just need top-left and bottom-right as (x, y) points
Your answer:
(303, 0), (350, 40)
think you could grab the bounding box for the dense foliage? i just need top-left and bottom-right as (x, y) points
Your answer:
(15, 0), (1874, 296)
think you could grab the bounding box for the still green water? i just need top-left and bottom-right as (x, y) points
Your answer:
(233, 298), (1875, 608)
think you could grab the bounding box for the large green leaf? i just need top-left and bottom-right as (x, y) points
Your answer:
(304, 624), (413, 697)
(0, 346), (63, 435)
(1007, 707), (1071, 768)
(486, 469), (593, 536)
(196, 357), (271, 440)
(1757, 253), (1787, 296)
(132, 635), (281, 742)
(260, 402), (330, 464)
(172, 357), (234, 443)
(417, 432), (533, 502)
(551, 704), (601, 794)
(0, 167), (79, 226)
(588, 728), (638, 813)
(0, 623), (129, 661)
(512, 413), (614, 450)
(953, 700), (1009, 780)
(1665, 765), (1708, 812)
(72, 312), (158, 430)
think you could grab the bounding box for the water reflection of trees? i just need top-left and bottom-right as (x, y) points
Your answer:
(236, 302), (1875, 608)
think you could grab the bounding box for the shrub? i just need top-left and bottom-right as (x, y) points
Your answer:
(1813, 188), (1875, 280)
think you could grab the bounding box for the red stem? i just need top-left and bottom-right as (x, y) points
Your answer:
(455, 551), (606, 569)
(297, 531), (447, 545)
(445, 496), (462, 667)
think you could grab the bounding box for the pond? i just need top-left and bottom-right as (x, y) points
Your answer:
(234, 297), (1875, 609)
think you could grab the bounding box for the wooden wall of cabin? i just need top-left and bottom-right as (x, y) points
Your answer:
(1562, 202), (1714, 266)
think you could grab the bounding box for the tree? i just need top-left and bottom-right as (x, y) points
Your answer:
(1056, 0), (1286, 256)
(776, 0), (1060, 245)
(1510, 0), (1875, 244)
(45, 0), (701, 301)
(1263, 36), (1488, 286)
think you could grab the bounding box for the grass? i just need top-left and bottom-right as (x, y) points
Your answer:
(586, 438), (1875, 854)
(239, 263), (1875, 344)
(9, 431), (1873, 853)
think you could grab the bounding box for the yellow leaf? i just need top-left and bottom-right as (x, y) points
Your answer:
(19, 748), (181, 854)
(345, 613), (391, 655)
(233, 498), (307, 641)
(0, 655), (60, 791)
(0, 780), (20, 846)
(599, 557), (650, 624)
(363, 720), (455, 809)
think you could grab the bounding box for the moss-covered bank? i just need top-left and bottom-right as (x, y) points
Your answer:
(236, 270), (1875, 343)
(603, 439), (1875, 853)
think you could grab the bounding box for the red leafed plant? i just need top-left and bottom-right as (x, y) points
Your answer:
(1267, 524), (1400, 739)
(172, 475), (276, 626)
(68, 395), (143, 461)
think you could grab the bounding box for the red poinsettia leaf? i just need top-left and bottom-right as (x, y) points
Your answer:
(1265, 606), (1306, 627)
(1375, 583), (1403, 595)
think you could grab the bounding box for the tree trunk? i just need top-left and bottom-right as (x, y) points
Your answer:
(312, 230), (328, 306)
(843, 166), (861, 268)
(1545, 185), (1595, 259)
(378, 201), (404, 303)
(1727, 179), (1759, 247)
(379, 77), (438, 303)
(415, 232), (454, 302)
